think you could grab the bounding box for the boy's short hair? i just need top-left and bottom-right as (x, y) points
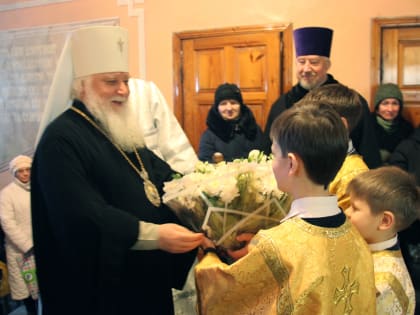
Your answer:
(270, 102), (348, 187)
(347, 166), (420, 232)
(298, 83), (362, 133)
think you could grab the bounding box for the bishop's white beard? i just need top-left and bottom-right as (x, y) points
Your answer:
(83, 86), (144, 152)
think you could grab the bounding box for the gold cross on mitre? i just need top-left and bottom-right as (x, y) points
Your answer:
(117, 38), (124, 53)
(333, 266), (360, 315)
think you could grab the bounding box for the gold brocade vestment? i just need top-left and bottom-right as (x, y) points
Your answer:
(373, 250), (415, 315)
(329, 154), (369, 211)
(195, 217), (376, 315)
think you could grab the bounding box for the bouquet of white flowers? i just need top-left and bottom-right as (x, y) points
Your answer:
(162, 150), (291, 251)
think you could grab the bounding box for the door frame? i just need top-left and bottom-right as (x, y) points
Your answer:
(371, 16), (420, 108)
(172, 23), (293, 126)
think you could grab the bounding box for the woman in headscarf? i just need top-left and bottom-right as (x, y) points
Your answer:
(199, 83), (265, 162)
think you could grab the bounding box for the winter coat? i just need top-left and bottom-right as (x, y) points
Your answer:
(389, 126), (420, 185)
(0, 180), (33, 299)
(371, 113), (414, 164)
(198, 103), (264, 162)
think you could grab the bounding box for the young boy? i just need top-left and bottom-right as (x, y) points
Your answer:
(346, 166), (420, 314)
(195, 102), (377, 314)
(299, 83), (369, 210)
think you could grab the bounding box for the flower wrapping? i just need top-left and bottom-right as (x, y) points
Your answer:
(163, 150), (291, 251)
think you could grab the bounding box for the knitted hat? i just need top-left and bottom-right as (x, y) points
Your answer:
(294, 27), (333, 57)
(374, 83), (404, 110)
(9, 155), (32, 175)
(214, 83), (244, 106)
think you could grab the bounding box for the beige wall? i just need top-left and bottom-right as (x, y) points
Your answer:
(0, 0), (419, 106)
(144, 0), (420, 103)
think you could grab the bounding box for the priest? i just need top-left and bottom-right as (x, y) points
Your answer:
(263, 26), (381, 169)
(31, 25), (203, 315)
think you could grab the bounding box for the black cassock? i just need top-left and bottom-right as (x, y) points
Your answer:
(31, 100), (196, 315)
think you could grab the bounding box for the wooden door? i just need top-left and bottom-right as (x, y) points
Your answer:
(173, 24), (293, 153)
(372, 18), (420, 127)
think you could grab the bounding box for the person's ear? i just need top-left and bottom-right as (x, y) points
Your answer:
(325, 58), (332, 71)
(340, 117), (349, 130)
(378, 210), (395, 231)
(79, 79), (87, 99)
(287, 153), (299, 175)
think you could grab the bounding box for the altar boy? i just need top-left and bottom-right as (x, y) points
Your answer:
(195, 101), (376, 314)
(346, 166), (419, 314)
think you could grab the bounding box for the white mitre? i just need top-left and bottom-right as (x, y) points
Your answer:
(35, 25), (129, 145)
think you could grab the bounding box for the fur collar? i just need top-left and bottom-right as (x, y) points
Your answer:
(206, 104), (258, 142)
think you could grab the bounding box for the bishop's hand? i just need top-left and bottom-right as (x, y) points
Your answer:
(158, 223), (204, 253)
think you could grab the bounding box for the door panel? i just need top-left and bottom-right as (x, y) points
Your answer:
(173, 24), (292, 153)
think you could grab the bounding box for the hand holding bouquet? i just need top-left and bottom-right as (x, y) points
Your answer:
(162, 150), (291, 251)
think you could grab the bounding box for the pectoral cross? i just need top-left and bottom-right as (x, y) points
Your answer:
(333, 266), (360, 315)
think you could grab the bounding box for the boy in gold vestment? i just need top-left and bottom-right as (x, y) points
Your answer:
(299, 83), (369, 210)
(346, 166), (420, 315)
(195, 102), (377, 314)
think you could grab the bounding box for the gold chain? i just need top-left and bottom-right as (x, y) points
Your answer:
(70, 106), (161, 207)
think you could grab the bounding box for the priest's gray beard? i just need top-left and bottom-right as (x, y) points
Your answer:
(83, 84), (144, 152)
